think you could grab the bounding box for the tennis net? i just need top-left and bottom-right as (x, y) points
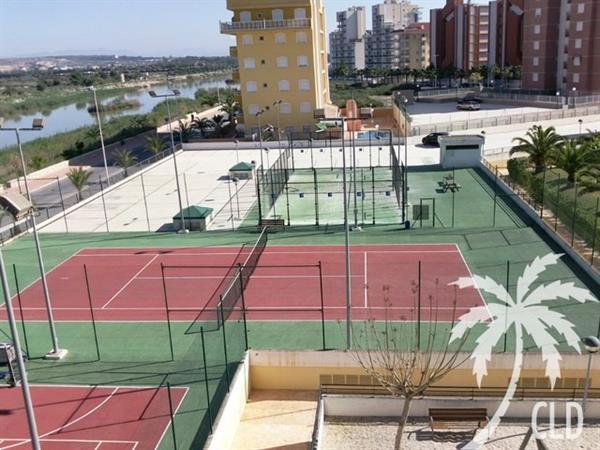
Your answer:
(218, 227), (268, 325)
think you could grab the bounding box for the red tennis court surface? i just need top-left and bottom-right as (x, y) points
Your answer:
(1, 244), (486, 322)
(0, 384), (187, 449)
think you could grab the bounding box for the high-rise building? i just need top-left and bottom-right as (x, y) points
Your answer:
(488, 0), (524, 70)
(221, 0), (334, 135)
(522, 0), (600, 94)
(329, 7), (367, 71)
(430, 0), (490, 71)
(366, 0), (428, 69)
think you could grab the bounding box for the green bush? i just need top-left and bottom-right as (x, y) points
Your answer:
(507, 158), (531, 186)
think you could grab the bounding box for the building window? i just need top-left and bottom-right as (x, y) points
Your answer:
(575, 39), (582, 49)
(249, 104), (260, 115)
(534, 25), (541, 34)
(533, 56), (539, 66)
(276, 56), (288, 68)
(532, 73), (539, 82)
(535, 8), (541, 16)
(243, 58), (256, 69)
(573, 73), (580, 83)
(300, 101), (312, 113)
(533, 41), (540, 50)
(275, 33), (286, 44)
(299, 79), (310, 91)
(272, 9), (284, 20)
(278, 80), (290, 91)
(576, 21), (583, 32)
(242, 35), (253, 45)
(281, 102), (292, 114)
(574, 56), (582, 66)
(246, 81), (258, 93)
(240, 11), (251, 22)
(294, 8), (306, 19)
(297, 55), (309, 67)
(577, 3), (585, 14)
(296, 32), (308, 43)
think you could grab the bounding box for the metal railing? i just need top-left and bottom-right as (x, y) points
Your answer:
(411, 105), (600, 137)
(220, 18), (311, 33)
(417, 87), (475, 98)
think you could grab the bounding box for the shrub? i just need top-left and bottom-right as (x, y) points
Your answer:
(507, 158), (531, 186)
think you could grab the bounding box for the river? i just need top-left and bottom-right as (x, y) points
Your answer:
(0, 77), (236, 150)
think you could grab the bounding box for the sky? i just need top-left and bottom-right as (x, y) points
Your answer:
(0, 0), (450, 58)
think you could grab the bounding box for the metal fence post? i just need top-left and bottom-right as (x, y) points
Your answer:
(571, 183), (579, 247)
(140, 174), (151, 232)
(200, 327), (214, 434)
(55, 177), (69, 233)
(98, 177), (110, 232)
(12, 264), (30, 357)
(591, 198), (599, 265)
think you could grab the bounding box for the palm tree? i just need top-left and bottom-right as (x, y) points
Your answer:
(145, 136), (167, 156)
(551, 140), (596, 183)
(114, 149), (137, 177)
(511, 125), (563, 173)
(219, 91), (241, 120)
(450, 254), (596, 448)
(176, 119), (193, 143)
(193, 114), (233, 139)
(579, 166), (600, 193)
(67, 167), (92, 201)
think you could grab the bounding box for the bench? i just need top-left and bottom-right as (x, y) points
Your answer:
(429, 408), (488, 433)
(259, 218), (285, 231)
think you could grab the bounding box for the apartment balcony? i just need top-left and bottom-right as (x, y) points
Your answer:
(229, 46), (237, 58)
(220, 18), (311, 34)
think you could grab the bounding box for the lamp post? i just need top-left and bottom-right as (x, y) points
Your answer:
(582, 336), (600, 418)
(149, 89), (187, 233)
(234, 139), (240, 163)
(227, 177), (235, 231)
(232, 177), (241, 220)
(351, 126), (360, 230)
(273, 100), (283, 156)
(0, 249), (41, 449)
(0, 119), (65, 359)
(571, 86), (577, 109)
(317, 118), (352, 348)
(309, 137), (314, 168)
(578, 119), (583, 135)
(88, 86), (110, 186)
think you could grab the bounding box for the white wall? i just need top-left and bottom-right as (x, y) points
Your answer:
(205, 352), (250, 450)
(323, 395), (600, 420)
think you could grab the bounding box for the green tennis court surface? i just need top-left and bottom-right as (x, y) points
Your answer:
(0, 167), (597, 449)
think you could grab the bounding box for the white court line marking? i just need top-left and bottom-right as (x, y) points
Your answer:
(101, 255), (159, 309)
(364, 251), (368, 309)
(137, 274), (364, 280)
(155, 386), (189, 450)
(13, 305), (473, 311)
(1, 387), (120, 450)
(74, 249), (460, 257)
(453, 243), (491, 318)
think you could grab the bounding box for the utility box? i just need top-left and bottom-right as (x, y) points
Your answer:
(438, 135), (485, 169)
(173, 206), (214, 232)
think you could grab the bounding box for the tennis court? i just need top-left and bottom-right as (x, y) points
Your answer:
(0, 384), (187, 449)
(0, 243), (484, 323)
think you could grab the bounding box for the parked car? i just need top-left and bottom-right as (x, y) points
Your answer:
(422, 132), (449, 147)
(457, 101), (481, 111)
(459, 94), (483, 104)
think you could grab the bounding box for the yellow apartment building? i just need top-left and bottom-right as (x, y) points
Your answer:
(221, 0), (336, 137)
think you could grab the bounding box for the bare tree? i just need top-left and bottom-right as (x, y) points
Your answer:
(352, 284), (471, 449)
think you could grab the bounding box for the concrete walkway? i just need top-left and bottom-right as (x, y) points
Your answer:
(231, 390), (317, 450)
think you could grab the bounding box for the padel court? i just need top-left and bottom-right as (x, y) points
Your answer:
(0, 384), (187, 449)
(1, 244), (485, 323)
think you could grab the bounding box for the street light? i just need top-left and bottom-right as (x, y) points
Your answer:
(0, 249), (41, 449)
(578, 119), (583, 135)
(582, 336), (600, 418)
(232, 176), (241, 220)
(148, 89), (187, 233)
(88, 86), (110, 186)
(0, 119), (66, 359)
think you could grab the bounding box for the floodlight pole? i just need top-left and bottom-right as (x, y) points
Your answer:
(149, 90), (187, 233)
(1, 126), (64, 359)
(0, 249), (41, 450)
(89, 86), (110, 186)
(342, 119), (352, 348)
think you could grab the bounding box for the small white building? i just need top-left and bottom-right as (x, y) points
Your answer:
(438, 135), (485, 169)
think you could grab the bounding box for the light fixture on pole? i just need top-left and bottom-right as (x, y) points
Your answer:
(232, 176), (241, 220)
(578, 119), (583, 135)
(0, 249), (41, 449)
(0, 119), (66, 359)
(88, 86), (110, 186)
(317, 118), (352, 348)
(149, 89), (188, 233)
(581, 335), (600, 418)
